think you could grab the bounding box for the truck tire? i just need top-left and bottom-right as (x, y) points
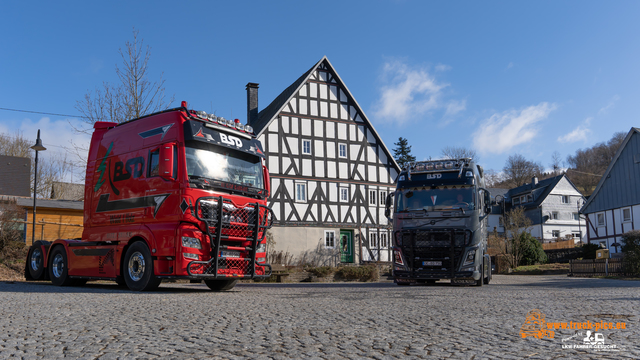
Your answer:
(28, 245), (45, 280)
(475, 258), (484, 287)
(123, 241), (161, 291)
(49, 246), (74, 286)
(204, 279), (238, 291)
(484, 255), (492, 285)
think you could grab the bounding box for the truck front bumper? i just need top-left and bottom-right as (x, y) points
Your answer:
(394, 269), (481, 282)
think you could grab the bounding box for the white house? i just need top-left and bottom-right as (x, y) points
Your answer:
(247, 57), (400, 264)
(581, 127), (640, 254)
(503, 174), (587, 243)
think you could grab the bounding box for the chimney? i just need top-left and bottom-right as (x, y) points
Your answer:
(246, 82), (259, 126)
(532, 176), (538, 186)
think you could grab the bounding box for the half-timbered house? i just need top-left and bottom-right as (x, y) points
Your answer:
(247, 56), (400, 264)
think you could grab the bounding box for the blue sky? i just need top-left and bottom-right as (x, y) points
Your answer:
(1, 1), (639, 181)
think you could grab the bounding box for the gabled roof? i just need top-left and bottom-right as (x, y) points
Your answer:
(581, 127), (640, 214)
(252, 56), (401, 173)
(505, 174), (566, 210)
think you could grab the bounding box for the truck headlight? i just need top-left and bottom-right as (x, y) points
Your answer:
(462, 249), (476, 267)
(182, 236), (202, 249)
(256, 242), (266, 253)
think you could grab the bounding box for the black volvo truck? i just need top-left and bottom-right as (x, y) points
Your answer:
(385, 158), (492, 286)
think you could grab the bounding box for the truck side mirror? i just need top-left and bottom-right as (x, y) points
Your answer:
(385, 192), (394, 221)
(263, 165), (271, 197)
(159, 143), (174, 179)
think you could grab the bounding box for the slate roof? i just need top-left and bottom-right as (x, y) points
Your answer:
(504, 174), (565, 210)
(581, 127), (640, 214)
(11, 196), (84, 210)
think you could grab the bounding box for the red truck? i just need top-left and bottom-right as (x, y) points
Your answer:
(25, 101), (273, 291)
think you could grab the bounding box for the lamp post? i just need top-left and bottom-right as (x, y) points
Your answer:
(30, 130), (46, 245)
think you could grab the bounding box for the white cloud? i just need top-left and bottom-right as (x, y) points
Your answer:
(445, 99), (466, 117)
(435, 64), (451, 72)
(506, 62), (514, 70)
(473, 102), (557, 155)
(557, 118), (591, 143)
(373, 60), (451, 125)
(598, 95), (619, 116)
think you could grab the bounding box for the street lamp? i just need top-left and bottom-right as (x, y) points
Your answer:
(576, 199), (583, 245)
(30, 129), (46, 245)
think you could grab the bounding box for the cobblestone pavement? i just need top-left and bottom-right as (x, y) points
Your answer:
(0, 275), (638, 359)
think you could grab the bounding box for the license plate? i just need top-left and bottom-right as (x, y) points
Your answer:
(220, 251), (240, 258)
(422, 261), (442, 266)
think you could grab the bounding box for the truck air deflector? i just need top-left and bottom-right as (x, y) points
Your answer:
(186, 196), (274, 279)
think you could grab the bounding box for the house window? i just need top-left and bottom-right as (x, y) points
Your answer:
(338, 143), (347, 158)
(623, 208), (632, 222)
(552, 230), (560, 238)
(520, 195), (527, 204)
(380, 191), (387, 205)
(572, 232), (582, 239)
(573, 213), (580, 221)
(526, 194), (533, 203)
(513, 197), (520, 206)
(369, 233), (378, 248)
(324, 230), (336, 248)
(369, 190), (376, 205)
(302, 140), (311, 155)
(562, 195), (570, 204)
(380, 232), (387, 248)
(295, 183), (307, 202)
(597, 213), (605, 227)
(340, 187), (348, 202)
(552, 211), (559, 220)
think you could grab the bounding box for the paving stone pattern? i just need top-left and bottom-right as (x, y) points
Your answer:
(0, 275), (638, 359)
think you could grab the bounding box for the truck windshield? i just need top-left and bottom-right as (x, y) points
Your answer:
(396, 187), (475, 212)
(186, 145), (263, 190)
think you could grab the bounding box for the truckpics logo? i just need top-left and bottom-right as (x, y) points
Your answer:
(520, 310), (555, 339)
(220, 134), (242, 147)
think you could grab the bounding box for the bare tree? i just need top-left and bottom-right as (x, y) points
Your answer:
(441, 146), (479, 162)
(503, 207), (533, 268)
(75, 28), (174, 127)
(0, 201), (25, 251)
(550, 151), (563, 176)
(566, 131), (625, 195)
(0, 131), (74, 198)
(483, 169), (505, 188)
(502, 154), (543, 188)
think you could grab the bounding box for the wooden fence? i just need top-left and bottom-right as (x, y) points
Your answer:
(570, 259), (625, 277)
(542, 239), (578, 250)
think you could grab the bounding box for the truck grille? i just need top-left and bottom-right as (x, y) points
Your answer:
(400, 229), (471, 274)
(188, 258), (268, 278)
(188, 196), (273, 279)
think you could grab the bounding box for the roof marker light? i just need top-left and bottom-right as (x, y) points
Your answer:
(196, 111), (207, 118)
(245, 125), (253, 133)
(181, 101), (188, 108)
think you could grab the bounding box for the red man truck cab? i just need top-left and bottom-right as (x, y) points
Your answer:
(25, 102), (273, 291)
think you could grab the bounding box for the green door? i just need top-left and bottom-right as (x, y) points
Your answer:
(339, 230), (353, 263)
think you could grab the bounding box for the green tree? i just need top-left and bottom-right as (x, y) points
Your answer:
(621, 230), (640, 276)
(517, 232), (547, 266)
(393, 137), (416, 169)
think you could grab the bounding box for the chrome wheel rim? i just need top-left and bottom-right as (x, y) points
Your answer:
(128, 251), (145, 282)
(52, 253), (64, 278)
(30, 248), (42, 271)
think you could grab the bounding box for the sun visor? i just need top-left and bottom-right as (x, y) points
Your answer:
(183, 121), (265, 158)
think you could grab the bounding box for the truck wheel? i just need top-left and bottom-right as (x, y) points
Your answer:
(28, 245), (45, 280)
(484, 256), (492, 285)
(123, 241), (161, 291)
(475, 258), (484, 287)
(49, 246), (74, 286)
(204, 279), (238, 291)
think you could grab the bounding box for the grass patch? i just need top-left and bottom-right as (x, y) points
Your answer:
(335, 265), (379, 282)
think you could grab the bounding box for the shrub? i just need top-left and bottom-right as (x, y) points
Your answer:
(306, 266), (334, 278)
(517, 232), (547, 266)
(621, 230), (640, 276)
(581, 243), (599, 260)
(335, 265), (379, 282)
